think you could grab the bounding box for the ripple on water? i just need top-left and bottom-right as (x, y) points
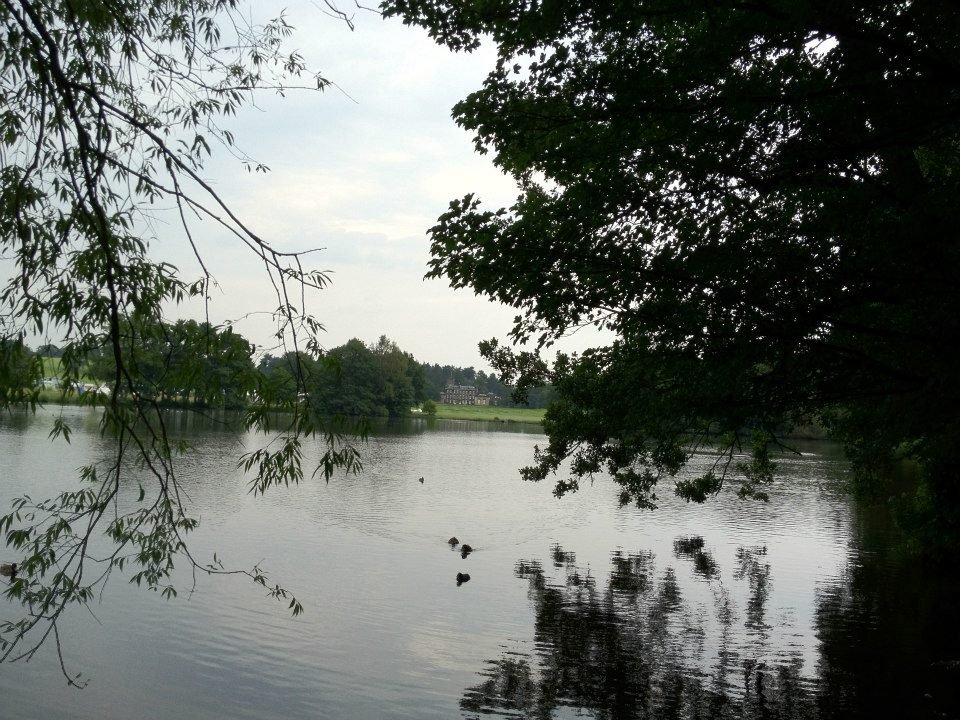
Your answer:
(2, 411), (956, 719)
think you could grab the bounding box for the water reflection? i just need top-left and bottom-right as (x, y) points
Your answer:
(813, 505), (960, 720)
(673, 536), (719, 580)
(464, 532), (960, 720)
(462, 541), (817, 719)
(735, 546), (772, 632)
(2, 409), (958, 719)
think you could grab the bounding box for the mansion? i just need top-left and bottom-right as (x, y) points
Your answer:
(440, 383), (497, 406)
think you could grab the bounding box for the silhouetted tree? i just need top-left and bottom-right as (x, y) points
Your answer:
(384, 0), (960, 540)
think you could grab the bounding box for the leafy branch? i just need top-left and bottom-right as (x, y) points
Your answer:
(1, 0), (362, 683)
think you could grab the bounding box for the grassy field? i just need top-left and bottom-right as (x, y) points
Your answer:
(431, 403), (545, 424)
(40, 356), (62, 377)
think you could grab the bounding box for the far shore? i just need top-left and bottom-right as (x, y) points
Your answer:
(24, 392), (548, 424)
(21, 397), (832, 442)
(429, 403), (545, 424)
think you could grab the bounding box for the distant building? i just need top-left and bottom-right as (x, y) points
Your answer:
(440, 382), (497, 406)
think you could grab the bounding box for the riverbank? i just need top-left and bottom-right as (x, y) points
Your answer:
(430, 404), (545, 424)
(26, 394), (547, 424)
(28, 394), (836, 438)
(31, 389), (103, 406)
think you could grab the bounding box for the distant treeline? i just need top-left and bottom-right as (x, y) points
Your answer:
(3, 324), (552, 414)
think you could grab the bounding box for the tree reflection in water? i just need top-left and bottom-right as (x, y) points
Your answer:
(461, 539), (816, 719)
(462, 531), (960, 719)
(813, 506), (960, 720)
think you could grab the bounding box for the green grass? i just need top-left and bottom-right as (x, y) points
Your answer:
(38, 355), (99, 383)
(40, 356), (62, 377)
(27, 356), (105, 406)
(431, 403), (545, 424)
(34, 388), (103, 406)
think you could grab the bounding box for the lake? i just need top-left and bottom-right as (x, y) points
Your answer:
(1, 406), (958, 719)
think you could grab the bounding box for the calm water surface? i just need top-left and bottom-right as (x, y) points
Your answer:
(0, 406), (958, 719)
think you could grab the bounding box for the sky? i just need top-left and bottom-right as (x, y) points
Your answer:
(150, 1), (586, 372)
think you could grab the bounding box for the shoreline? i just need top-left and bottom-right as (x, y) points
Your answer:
(428, 403), (545, 424)
(21, 395), (548, 424)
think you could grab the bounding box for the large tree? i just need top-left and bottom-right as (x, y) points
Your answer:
(0, 0), (360, 677)
(383, 1), (960, 537)
(288, 336), (427, 418)
(86, 317), (258, 407)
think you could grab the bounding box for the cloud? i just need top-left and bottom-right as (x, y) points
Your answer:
(16, 2), (604, 370)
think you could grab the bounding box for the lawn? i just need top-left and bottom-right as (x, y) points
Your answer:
(40, 356), (62, 378)
(431, 403), (545, 424)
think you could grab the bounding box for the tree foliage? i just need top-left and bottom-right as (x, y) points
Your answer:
(260, 335), (427, 418)
(0, 337), (41, 405)
(0, 0), (360, 679)
(86, 317), (257, 407)
(384, 0), (960, 534)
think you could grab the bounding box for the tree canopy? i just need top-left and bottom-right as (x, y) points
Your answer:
(0, 0), (360, 676)
(260, 335), (428, 418)
(85, 317), (257, 407)
(383, 0), (960, 540)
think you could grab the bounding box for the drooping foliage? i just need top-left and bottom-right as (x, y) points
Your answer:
(0, 0), (360, 678)
(383, 0), (960, 535)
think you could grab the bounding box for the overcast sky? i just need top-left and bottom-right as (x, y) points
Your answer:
(35, 3), (608, 371)
(151, 2), (527, 370)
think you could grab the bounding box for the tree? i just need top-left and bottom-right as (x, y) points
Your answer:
(311, 338), (384, 416)
(0, 338), (41, 404)
(86, 318), (258, 407)
(0, 0), (361, 679)
(304, 336), (426, 418)
(259, 351), (307, 403)
(370, 334), (426, 416)
(35, 343), (63, 358)
(383, 1), (960, 537)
